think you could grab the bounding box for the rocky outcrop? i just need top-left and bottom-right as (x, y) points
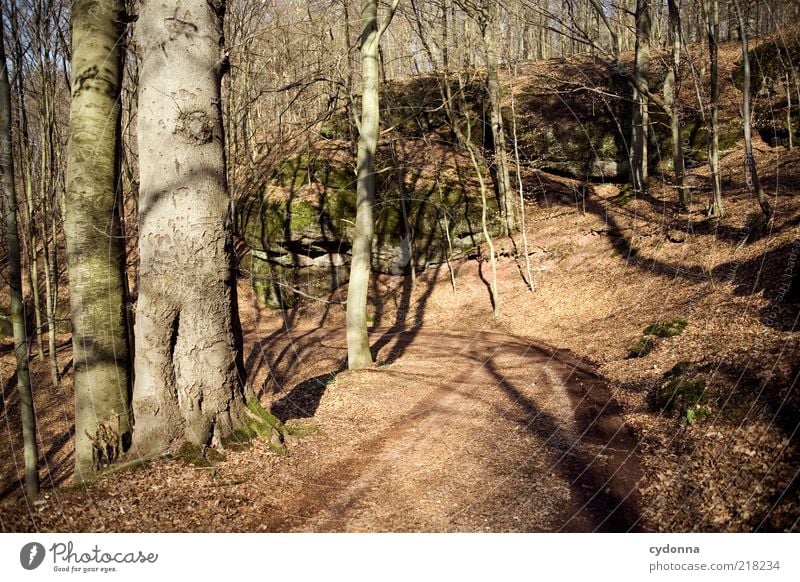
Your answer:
(235, 154), (502, 308)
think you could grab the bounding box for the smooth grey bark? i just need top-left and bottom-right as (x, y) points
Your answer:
(732, 0), (774, 221)
(666, 0), (689, 209)
(133, 0), (245, 456)
(64, 0), (132, 480)
(1, 15), (40, 497)
(706, 0), (724, 217)
(631, 0), (651, 194)
(345, 0), (399, 370)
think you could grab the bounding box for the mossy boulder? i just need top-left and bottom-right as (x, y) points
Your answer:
(236, 151), (503, 308)
(513, 107), (628, 180)
(654, 116), (742, 172)
(732, 34), (800, 96)
(0, 308), (12, 338)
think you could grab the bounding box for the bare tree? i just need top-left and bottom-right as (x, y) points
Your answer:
(706, 0), (724, 217)
(346, 0), (400, 370)
(666, 0), (689, 208)
(631, 0), (652, 194)
(732, 0), (774, 222)
(1, 9), (39, 497)
(481, 0), (516, 234)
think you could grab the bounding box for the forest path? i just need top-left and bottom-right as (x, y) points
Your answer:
(250, 326), (642, 532)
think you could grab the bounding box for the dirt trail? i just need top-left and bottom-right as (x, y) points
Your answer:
(0, 324), (644, 532)
(254, 326), (643, 532)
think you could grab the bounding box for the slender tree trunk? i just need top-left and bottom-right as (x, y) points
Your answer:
(732, 0), (773, 221)
(27, 201), (45, 360)
(631, 0), (651, 193)
(1, 17), (40, 497)
(38, 59), (60, 388)
(666, 0), (689, 208)
(133, 0), (246, 456)
(483, 1), (516, 235)
(456, 70), (499, 317)
(64, 0), (132, 479)
(9, 2), (45, 363)
(346, 0), (379, 370)
(509, 64), (534, 292)
(707, 0), (724, 217)
(42, 195), (59, 388)
(787, 72), (794, 151)
(346, 0), (398, 370)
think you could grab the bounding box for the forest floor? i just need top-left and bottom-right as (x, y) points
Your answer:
(2, 127), (799, 531)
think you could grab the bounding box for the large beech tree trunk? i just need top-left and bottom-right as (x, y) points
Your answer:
(63, 0), (132, 480)
(133, 0), (245, 456)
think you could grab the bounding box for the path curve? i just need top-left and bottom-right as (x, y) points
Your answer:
(251, 326), (642, 532)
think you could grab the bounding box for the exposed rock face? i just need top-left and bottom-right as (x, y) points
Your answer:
(0, 308), (12, 338)
(235, 154), (502, 308)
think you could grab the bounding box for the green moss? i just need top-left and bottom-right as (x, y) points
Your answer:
(597, 134), (618, 159)
(246, 398), (286, 433)
(176, 442), (226, 467)
(220, 428), (256, 451)
(673, 119), (741, 166)
(269, 442), (290, 456)
(615, 183), (635, 206)
(628, 335), (657, 358)
(375, 204), (403, 244)
(219, 399), (292, 455)
(655, 362), (710, 425)
(645, 316), (688, 338)
(320, 113), (352, 140)
(285, 423), (321, 437)
(0, 310), (11, 338)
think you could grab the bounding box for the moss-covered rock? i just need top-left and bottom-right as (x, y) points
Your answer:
(0, 309), (12, 338)
(236, 150), (502, 308)
(732, 34), (800, 95)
